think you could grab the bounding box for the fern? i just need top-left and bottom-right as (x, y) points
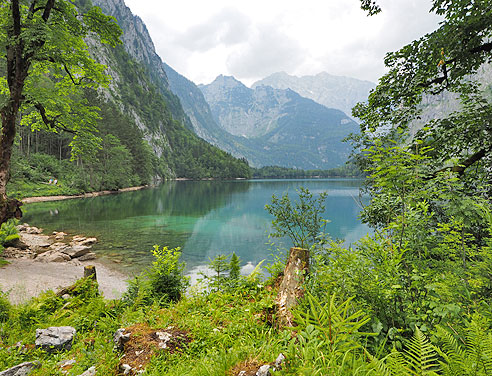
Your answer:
(367, 327), (440, 376)
(436, 315), (492, 376)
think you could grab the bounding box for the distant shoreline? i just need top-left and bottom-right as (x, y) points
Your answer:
(22, 185), (149, 204)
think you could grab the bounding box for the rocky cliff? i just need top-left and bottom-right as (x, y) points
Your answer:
(252, 71), (375, 119)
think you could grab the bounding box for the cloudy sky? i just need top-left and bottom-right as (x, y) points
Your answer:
(124, 0), (442, 86)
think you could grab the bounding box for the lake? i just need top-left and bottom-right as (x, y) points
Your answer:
(22, 179), (370, 278)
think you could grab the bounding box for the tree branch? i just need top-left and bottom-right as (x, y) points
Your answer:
(33, 102), (77, 134)
(427, 147), (489, 179)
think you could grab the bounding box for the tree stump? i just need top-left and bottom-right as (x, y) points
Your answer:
(84, 265), (97, 281)
(275, 247), (309, 327)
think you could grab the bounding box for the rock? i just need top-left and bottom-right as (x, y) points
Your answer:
(72, 237), (97, 247)
(113, 329), (131, 351)
(0, 361), (41, 376)
(58, 358), (76, 374)
(156, 331), (173, 349)
(61, 245), (91, 258)
(35, 326), (76, 353)
(2, 247), (34, 259)
(19, 233), (52, 253)
(50, 242), (70, 253)
(16, 224), (28, 232)
(72, 235), (86, 242)
(54, 232), (67, 240)
(256, 365), (271, 376)
(26, 226), (42, 234)
(78, 252), (96, 261)
(34, 250), (71, 263)
(238, 372), (247, 376)
(119, 364), (132, 375)
(4, 238), (28, 250)
(77, 366), (96, 376)
(274, 353), (285, 370)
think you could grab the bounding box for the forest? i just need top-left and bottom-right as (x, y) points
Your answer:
(0, 0), (491, 375)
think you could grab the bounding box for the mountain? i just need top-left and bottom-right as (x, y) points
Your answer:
(252, 72), (375, 118)
(8, 0), (251, 196)
(198, 75), (359, 169)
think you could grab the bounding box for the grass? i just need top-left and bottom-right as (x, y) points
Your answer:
(0, 279), (287, 376)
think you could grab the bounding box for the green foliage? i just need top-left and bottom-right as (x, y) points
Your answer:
(0, 290), (10, 322)
(229, 252), (241, 280)
(147, 245), (188, 304)
(266, 187), (328, 249)
(436, 314), (492, 376)
(251, 163), (363, 179)
(285, 293), (373, 375)
(123, 246), (188, 307)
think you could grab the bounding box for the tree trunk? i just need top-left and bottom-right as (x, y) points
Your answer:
(275, 247), (310, 327)
(84, 265), (97, 281)
(0, 102), (23, 224)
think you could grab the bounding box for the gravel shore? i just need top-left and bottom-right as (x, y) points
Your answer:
(0, 259), (128, 304)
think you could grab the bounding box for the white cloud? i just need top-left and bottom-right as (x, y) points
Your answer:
(124, 0), (442, 86)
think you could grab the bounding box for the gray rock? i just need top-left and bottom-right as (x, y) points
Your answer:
(61, 245), (91, 258)
(26, 226), (42, 234)
(34, 250), (71, 263)
(256, 365), (271, 376)
(50, 242), (70, 252)
(78, 252), (97, 261)
(0, 361), (40, 376)
(73, 238), (97, 247)
(113, 329), (131, 351)
(54, 232), (67, 240)
(275, 353), (285, 369)
(119, 364), (132, 375)
(35, 326), (76, 353)
(77, 366), (96, 376)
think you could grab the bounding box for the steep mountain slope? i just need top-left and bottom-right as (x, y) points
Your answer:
(91, 0), (192, 130)
(252, 71), (375, 118)
(199, 75), (359, 169)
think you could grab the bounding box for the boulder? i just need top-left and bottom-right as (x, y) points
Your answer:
(50, 242), (70, 253)
(25, 226), (42, 234)
(72, 237), (97, 247)
(256, 365), (271, 376)
(54, 232), (67, 241)
(61, 245), (91, 258)
(2, 247), (34, 259)
(0, 361), (40, 376)
(78, 252), (96, 261)
(35, 326), (76, 353)
(113, 329), (131, 351)
(34, 250), (71, 263)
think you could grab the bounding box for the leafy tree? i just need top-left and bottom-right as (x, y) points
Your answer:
(265, 187), (328, 249)
(0, 0), (121, 224)
(353, 0), (492, 212)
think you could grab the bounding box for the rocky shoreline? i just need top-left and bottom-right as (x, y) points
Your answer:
(5, 224), (99, 263)
(0, 225), (128, 304)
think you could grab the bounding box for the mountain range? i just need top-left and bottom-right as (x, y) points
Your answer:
(91, 0), (370, 171)
(252, 72), (375, 119)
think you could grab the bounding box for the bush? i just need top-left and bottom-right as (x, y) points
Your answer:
(0, 290), (10, 322)
(124, 246), (188, 307)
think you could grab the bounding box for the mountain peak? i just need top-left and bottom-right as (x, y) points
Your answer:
(209, 75), (245, 89)
(252, 71), (375, 117)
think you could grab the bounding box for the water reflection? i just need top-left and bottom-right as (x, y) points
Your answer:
(22, 179), (369, 275)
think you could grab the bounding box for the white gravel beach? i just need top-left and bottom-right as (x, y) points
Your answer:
(0, 259), (128, 304)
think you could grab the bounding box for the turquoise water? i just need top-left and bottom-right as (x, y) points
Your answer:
(22, 179), (370, 276)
